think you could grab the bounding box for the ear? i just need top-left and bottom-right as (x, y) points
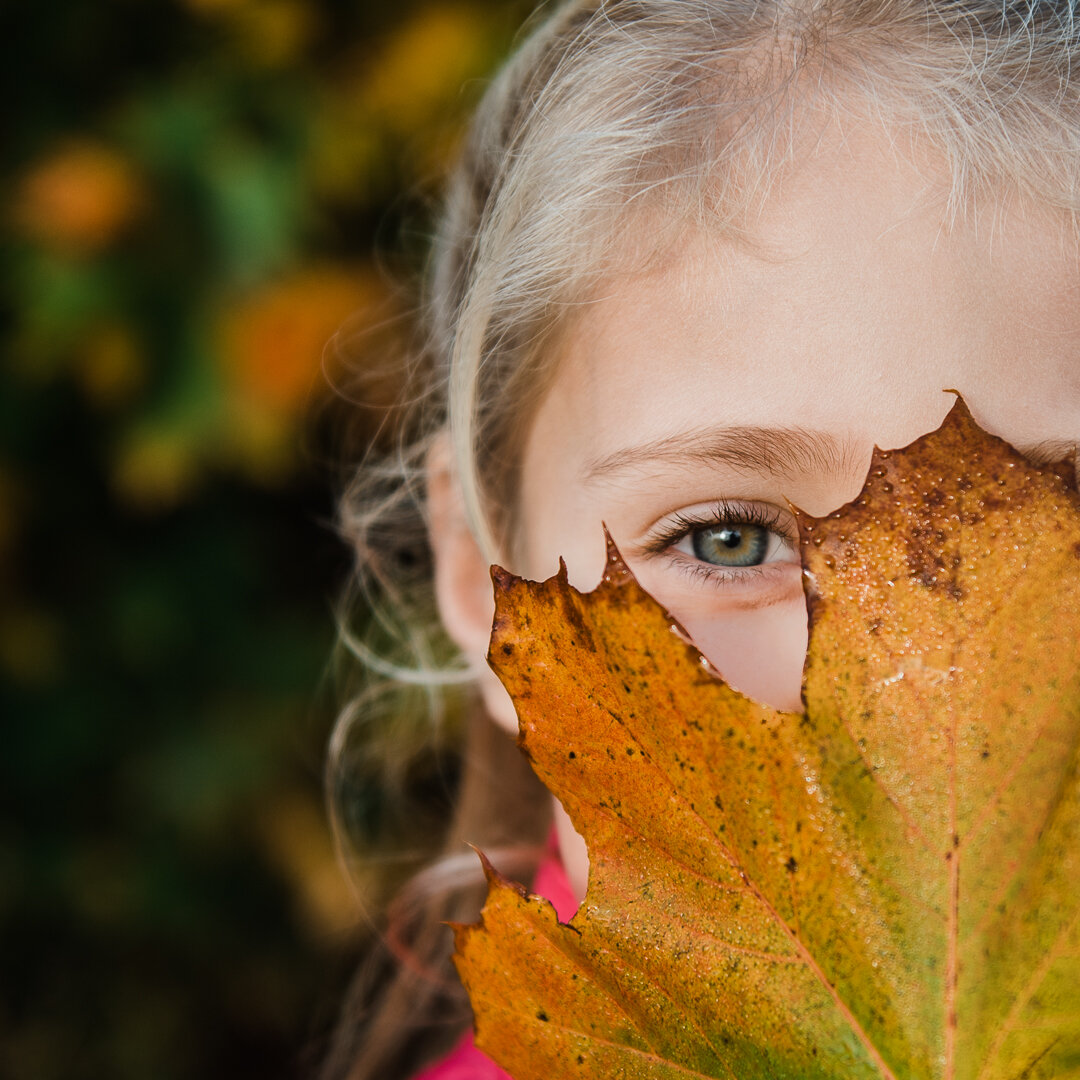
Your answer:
(426, 432), (520, 734)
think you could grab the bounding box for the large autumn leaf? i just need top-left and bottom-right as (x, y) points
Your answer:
(453, 400), (1080, 1080)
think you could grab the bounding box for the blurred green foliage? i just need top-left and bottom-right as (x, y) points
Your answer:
(0, 0), (533, 1076)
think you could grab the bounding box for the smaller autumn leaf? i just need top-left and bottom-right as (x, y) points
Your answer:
(453, 399), (1080, 1080)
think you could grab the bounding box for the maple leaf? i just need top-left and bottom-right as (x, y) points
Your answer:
(453, 399), (1080, 1080)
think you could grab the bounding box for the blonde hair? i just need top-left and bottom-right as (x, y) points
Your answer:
(325, 1), (1080, 1076)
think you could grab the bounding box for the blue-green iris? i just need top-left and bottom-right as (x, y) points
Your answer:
(691, 524), (769, 567)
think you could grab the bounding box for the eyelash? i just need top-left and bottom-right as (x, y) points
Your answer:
(642, 500), (798, 584)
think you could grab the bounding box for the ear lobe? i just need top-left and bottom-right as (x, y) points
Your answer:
(426, 433), (520, 733)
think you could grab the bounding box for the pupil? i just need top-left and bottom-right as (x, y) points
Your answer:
(692, 523), (768, 567)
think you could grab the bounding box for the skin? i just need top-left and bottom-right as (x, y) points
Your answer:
(429, 114), (1080, 901)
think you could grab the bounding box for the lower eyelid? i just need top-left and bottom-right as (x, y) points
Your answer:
(665, 558), (803, 608)
(681, 560), (767, 583)
(669, 549), (794, 582)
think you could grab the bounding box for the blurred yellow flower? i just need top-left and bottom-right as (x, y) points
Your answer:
(361, 4), (490, 129)
(237, 0), (315, 67)
(256, 789), (361, 939)
(112, 428), (199, 511)
(78, 323), (145, 408)
(182, 0), (315, 67)
(14, 142), (144, 255)
(0, 607), (61, 686)
(310, 4), (496, 199)
(220, 396), (294, 485)
(180, 0), (247, 11)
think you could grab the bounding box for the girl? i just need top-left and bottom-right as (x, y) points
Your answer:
(323, 1), (1080, 1077)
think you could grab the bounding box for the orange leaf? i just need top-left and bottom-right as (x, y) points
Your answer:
(454, 399), (1080, 1079)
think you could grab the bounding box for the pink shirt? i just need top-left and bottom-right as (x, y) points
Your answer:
(412, 854), (578, 1080)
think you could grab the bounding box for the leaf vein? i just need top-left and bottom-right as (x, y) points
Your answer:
(592, 734), (900, 1080)
(975, 892), (1080, 1080)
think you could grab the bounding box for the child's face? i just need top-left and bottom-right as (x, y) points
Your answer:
(516, 120), (1080, 714)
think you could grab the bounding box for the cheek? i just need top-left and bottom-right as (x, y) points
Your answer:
(676, 598), (808, 714)
(515, 479), (612, 588)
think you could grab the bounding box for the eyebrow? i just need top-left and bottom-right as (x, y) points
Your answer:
(583, 425), (864, 483)
(1022, 438), (1077, 465)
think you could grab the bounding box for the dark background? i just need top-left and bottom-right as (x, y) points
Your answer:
(0, 2), (533, 1076)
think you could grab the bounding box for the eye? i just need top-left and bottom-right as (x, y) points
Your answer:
(643, 500), (799, 577)
(685, 522), (772, 567)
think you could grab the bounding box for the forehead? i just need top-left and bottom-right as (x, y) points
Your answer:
(516, 119), (1080, 571)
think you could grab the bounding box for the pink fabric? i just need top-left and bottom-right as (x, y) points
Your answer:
(412, 851), (578, 1080)
(411, 1034), (509, 1080)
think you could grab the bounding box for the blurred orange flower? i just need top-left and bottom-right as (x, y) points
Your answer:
(14, 142), (144, 255)
(219, 267), (378, 414)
